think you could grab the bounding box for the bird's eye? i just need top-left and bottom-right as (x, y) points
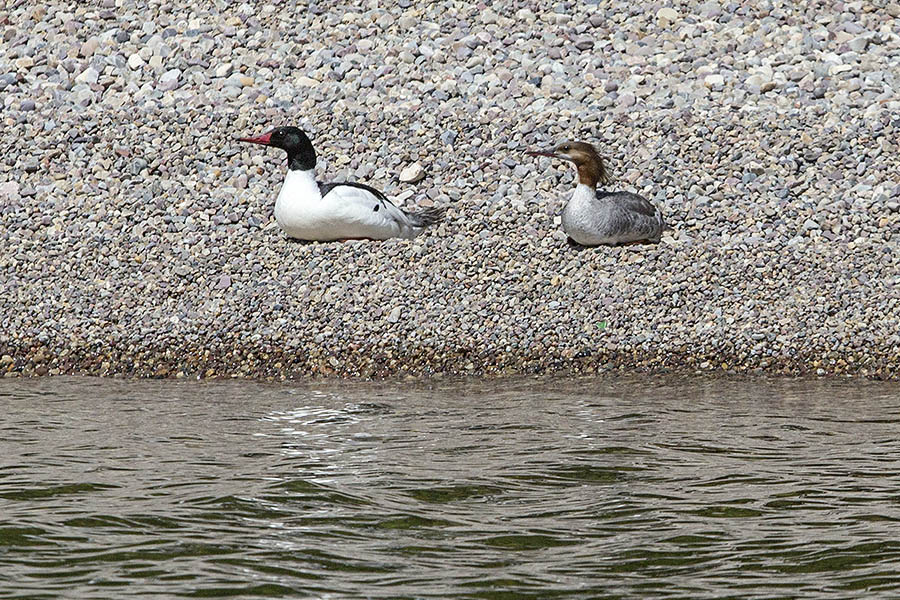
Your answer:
(561, 145), (570, 151)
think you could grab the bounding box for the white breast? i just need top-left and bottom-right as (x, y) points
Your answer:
(273, 169), (322, 238)
(562, 184), (611, 245)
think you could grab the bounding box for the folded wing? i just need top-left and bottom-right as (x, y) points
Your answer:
(318, 181), (444, 239)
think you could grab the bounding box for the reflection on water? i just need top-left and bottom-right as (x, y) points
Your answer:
(1, 376), (900, 598)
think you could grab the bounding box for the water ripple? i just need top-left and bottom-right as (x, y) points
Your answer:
(1, 377), (899, 598)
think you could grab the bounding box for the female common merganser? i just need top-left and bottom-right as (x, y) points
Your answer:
(526, 141), (667, 246)
(238, 126), (444, 241)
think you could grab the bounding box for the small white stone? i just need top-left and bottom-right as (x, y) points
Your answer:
(75, 67), (99, 84)
(515, 8), (535, 21)
(0, 181), (20, 200)
(215, 63), (234, 78)
(296, 76), (319, 87)
(394, 189), (415, 202)
(399, 162), (425, 183)
(704, 74), (724, 88)
(127, 53), (145, 70)
(829, 64), (853, 76)
(745, 73), (771, 89)
(387, 307), (402, 323)
(656, 7), (679, 27)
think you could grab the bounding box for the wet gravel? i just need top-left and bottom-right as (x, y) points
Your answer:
(1, 1), (898, 379)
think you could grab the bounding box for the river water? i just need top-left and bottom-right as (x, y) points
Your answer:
(2, 376), (899, 598)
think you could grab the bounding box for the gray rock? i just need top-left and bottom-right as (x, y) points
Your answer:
(130, 158), (148, 174)
(158, 69), (181, 91)
(848, 37), (869, 53)
(574, 37), (594, 50)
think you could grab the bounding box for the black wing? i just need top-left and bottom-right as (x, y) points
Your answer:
(319, 181), (392, 204)
(317, 180), (445, 228)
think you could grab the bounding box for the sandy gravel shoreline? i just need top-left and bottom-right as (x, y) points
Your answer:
(1, 1), (898, 380)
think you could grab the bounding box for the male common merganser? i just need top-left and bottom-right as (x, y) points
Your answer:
(238, 126), (444, 241)
(526, 141), (667, 246)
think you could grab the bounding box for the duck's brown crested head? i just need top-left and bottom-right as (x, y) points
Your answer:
(526, 141), (610, 187)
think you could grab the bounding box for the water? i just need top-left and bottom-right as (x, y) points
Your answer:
(2, 376), (900, 599)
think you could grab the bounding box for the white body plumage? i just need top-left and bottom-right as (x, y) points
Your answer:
(274, 170), (430, 241)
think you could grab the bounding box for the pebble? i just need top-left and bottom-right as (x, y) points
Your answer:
(127, 54), (145, 69)
(215, 63), (234, 78)
(574, 37), (594, 51)
(704, 74), (724, 88)
(802, 218), (820, 231)
(74, 67), (99, 84)
(80, 38), (99, 58)
(224, 73), (253, 88)
(399, 162), (426, 183)
(0, 0), (896, 381)
(0, 182), (19, 199)
(158, 69), (181, 91)
(656, 7), (679, 27)
(848, 37), (869, 53)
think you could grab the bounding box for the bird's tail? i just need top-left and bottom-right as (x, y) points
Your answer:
(406, 206), (446, 228)
(659, 212), (673, 231)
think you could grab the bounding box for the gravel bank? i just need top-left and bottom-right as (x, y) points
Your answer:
(1, 1), (898, 380)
